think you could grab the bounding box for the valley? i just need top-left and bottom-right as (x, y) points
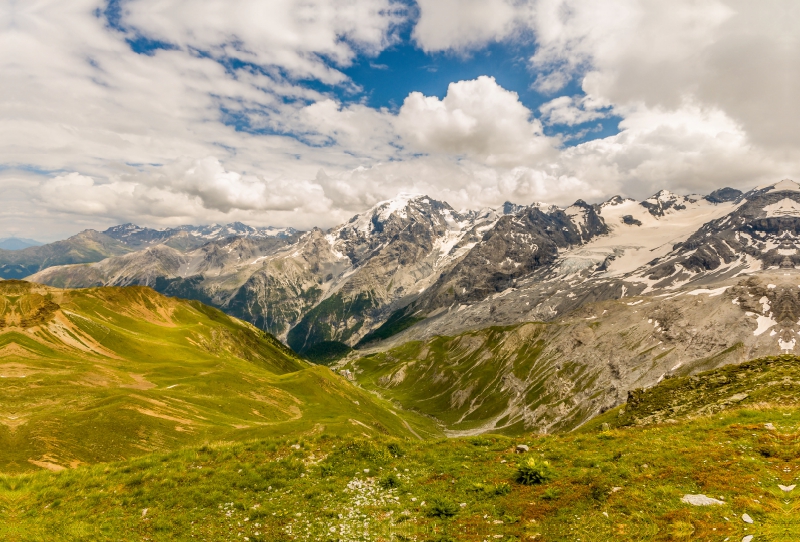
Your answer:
(6, 180), (800, 539)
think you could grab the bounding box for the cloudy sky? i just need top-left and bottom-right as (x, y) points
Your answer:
(3, 0), (799, 240)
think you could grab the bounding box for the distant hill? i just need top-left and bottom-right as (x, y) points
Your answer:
(0, 237), (43, 250)
(0, 230), (132, 279)
(0, 280), (436, 472)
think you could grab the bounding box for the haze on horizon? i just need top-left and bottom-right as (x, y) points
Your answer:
(3, 0), (800, 241)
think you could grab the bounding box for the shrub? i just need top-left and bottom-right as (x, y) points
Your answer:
(427, 497), (459, 518)
(378, 473), (400, 490)
(387, 442), (405, 458)
(515, 458), (555, 485)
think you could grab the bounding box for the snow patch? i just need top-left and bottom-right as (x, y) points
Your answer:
(754, 315), (777, 336)
(764, 179), (800, 193)
(763, 197), (800, 217)
(686, 286), (729, 297)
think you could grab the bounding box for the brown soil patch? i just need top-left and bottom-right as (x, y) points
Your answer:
(28, 458), (66, 472)
(121, 373), (156, 390)
(130, 407), (193, 425)
(0, 343), (43, 360)
(0, 361), (37, 376)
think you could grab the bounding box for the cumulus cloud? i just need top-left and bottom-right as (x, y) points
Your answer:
(410, 0), (800, 193)
(4, 0), (800, 241)
(539, 95), (610, 126)
(412, 0), (528, 52)
(122, 0), (405, 83)
(395, 76), (556, 165)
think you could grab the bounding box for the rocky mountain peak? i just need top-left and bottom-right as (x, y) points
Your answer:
(502, 201), (526, 215)
(640, 189), (692, 217)
(704, 187), (742, 204)
(601, 195), (633, 208)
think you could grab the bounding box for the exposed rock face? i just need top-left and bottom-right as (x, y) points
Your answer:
(642, 180), (800, 282)
(640, 190), (690, 216)
(705, 187), (743, 203)
(349, 272), (800, 434)
(417, 201), (608, 311)
(27, 180), (800, 360)
(284, 196), (500, 352)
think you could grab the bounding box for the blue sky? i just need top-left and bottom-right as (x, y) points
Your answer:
(103, 0), (620, 145)
(1, 0), (795, 240)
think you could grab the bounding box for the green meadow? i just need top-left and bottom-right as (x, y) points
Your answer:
(2, 406), (799, 540)
(2, 281), (800, 540)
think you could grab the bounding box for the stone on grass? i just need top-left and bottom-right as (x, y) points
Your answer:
(742, 536), (753, 542)
(681, 494), (725, 506)
(515, 445), (529, 454)
(779, 484), (796, 492)
(742, 513), (753, 524)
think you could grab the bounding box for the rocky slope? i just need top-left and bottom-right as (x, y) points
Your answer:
(29, 195), (607, 355)
(102, 222), (298, 250)
(21, 178), (800, 435)
(345, 271), (800, 434)
(29, 180), (800, 366)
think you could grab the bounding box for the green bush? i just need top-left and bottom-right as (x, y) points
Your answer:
(387, 442), (405, 458)
(378, 473), (400, 489)
(515, 458), (555, 485)
(427, 497), (459, 518)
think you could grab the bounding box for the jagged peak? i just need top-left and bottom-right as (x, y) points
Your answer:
(569, 199), (592, 209)
(338, 193), (450, 235)
(502, 201), (526, 215)
(528, 201), (560, 214)
(601, 195), (635, 208)
(645, 189), (683, 203)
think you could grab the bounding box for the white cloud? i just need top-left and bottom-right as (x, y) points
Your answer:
(3, 0), (800, 242)
(123, 0), (404, 83)
(409, 0), (800, 194)
(412, 0), (528, 52)
(395, 76), (556, 165)
(539, 95), (610, 126)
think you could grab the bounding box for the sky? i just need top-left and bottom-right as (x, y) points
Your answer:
(2, 0), (800, 241)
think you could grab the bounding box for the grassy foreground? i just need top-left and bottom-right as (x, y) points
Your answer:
(2, 405), (799, 541)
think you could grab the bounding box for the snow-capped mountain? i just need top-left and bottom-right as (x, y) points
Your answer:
(103, 222), (298, 249)
(27, 180), (800, 362)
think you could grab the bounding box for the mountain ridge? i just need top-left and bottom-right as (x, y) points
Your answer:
(22, 182), (777, 362)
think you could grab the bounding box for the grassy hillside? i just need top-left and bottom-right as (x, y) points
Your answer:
(2, 404), (797, 540)
(0, 281), (438, 472)
(2, 292), (799, 540)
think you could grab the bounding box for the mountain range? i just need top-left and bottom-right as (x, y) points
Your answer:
(15, 179), (800, 434)
(0, 238), (43, 251)
(22, 185), (745, 349)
